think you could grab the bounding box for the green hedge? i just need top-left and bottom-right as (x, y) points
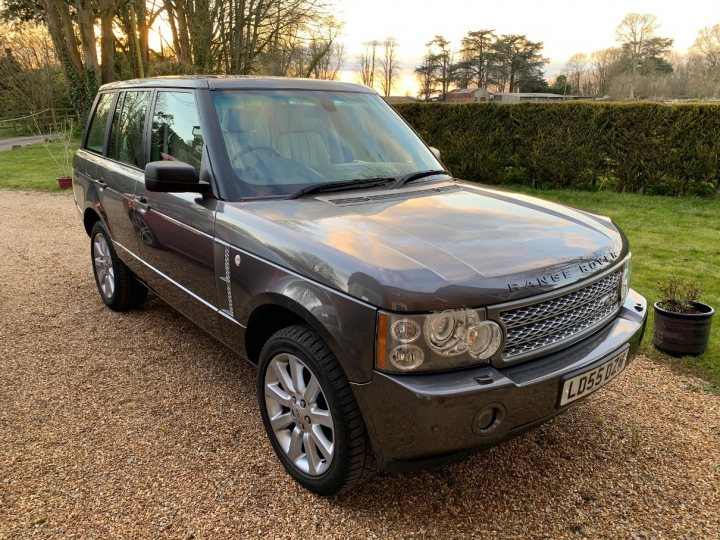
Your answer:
(394, 102), (720, 197)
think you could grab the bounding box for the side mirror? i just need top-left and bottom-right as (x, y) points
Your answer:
(145, 161), (210, 194)
(429, 146), (441, 160)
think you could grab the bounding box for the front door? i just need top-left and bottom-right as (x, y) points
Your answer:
(133, 90), (221, 337)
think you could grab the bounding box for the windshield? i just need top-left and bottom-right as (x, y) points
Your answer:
(212, 90), (444, 197)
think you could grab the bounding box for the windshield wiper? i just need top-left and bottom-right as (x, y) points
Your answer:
(284, 177), (394, 200)
(392, 169), (451, 189)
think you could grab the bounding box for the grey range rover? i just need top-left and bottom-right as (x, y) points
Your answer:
(73, 76), (648, 495)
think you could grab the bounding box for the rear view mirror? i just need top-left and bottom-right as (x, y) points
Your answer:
(430, 147), (441, 160)
(145, 161), (209, 193)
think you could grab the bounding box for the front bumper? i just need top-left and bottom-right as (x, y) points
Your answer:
(351, 289), (648, 471)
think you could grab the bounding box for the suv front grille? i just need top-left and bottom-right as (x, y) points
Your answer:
(499, 271), (622, 360)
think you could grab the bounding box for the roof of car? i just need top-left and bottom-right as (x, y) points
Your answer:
(99, 76), (376, 93)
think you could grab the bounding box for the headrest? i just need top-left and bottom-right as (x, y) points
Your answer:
(222, 107), (256, 133)
(273, 105), (321, 132)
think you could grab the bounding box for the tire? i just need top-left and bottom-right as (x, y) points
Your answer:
(90, 221), (147, 311)
(257, 325), (376, 495)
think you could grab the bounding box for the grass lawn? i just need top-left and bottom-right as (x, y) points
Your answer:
(506, 186), (720, 390)
(1, 141), (718, 388)
(0, 139), (80, 191)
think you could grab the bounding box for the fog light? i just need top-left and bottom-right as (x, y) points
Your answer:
(472, 403), (506, 436)
(475, 408), (497, 430)
(389, 345), (424, 371)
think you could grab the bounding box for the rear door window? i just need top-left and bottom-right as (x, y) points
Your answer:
(108, 91), (151, 168)
(85, 93), (113, 154)
(150, 91), (204, 171)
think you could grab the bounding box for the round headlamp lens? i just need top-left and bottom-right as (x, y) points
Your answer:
(425, 309), (483, 356)
(466, 321), (503, 359)
(391, 319), (421, 342)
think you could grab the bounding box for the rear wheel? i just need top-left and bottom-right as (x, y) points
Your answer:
(257, 325), (376, 495)
(90, 221), (147, 311)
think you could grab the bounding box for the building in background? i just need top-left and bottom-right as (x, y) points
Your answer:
(444, 88), (493, 103)
(492, 92), (564, 103)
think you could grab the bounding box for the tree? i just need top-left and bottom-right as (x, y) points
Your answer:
(458, 29), (495, 88)
(302, 16), (344, 79)
(565, 53), (586, 96)
(548, 74), (571, 96)
(414, 51), (438, 100)
(359, 40), (379, 88)
(689, 24), (720, 96)
(426, 35), (453, 97)
(378, 36), (399, 97)
(590, 47), (622, 96)
(0, 23), (62, 114)
(615, 13), (673, 98)
(491, 34), (547, 93)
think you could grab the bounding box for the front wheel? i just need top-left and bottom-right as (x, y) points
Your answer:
(257, 325), (376, 495)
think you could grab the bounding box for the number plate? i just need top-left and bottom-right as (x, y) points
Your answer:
(559, 348), (629, 406)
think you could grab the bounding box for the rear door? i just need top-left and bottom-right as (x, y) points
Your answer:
(74, 92), (114, 223)
(133, 90), (221, 337)
(101, 90), (152, 259)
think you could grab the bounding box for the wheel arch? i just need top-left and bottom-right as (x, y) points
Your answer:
(83, 207), (103, 237)
(243, 293), (348, 374)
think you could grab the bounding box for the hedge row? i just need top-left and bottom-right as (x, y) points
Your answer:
(393, 102), (720, 197)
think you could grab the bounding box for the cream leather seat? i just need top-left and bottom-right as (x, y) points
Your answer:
(273, 105), (331, 169)
(221, 106), (271, 162)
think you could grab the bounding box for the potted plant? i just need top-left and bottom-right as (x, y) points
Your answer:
(33, 115), (75, 189)
(654, 277), (714, 356)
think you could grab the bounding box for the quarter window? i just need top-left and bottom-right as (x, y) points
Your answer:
(150, 92), (204, 171)
(85, 93), (113, 153)
(108, 91), (150, 167)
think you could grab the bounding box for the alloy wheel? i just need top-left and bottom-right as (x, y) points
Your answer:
(93, 232), (115, 299)
(264, 353), (335, 476)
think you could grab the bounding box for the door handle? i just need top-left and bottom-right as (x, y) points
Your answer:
(135, 196), (151, 214)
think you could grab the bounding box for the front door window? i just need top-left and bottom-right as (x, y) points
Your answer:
(150, 92), (204, 171)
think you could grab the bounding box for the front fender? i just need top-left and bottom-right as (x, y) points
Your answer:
(215, 240), (377, 383)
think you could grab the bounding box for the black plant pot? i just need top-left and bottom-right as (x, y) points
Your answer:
(653, 301), (714, 356)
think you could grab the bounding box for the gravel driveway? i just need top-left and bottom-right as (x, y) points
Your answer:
(1, 190), (718, 539)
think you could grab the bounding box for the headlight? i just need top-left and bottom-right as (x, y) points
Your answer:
(377, 308), (504, 373)
(621, 254), (632, 302)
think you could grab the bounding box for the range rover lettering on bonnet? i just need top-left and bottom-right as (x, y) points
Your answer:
(72, 76), (647, 496)
(507, 249), (622, 292)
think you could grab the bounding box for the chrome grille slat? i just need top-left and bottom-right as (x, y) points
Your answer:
(501, 272), (621, 329)
(506, 296), (620, 347)
(500, 271), (622, 360)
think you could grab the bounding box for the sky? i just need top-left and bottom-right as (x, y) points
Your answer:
(332, 0), (720, 96)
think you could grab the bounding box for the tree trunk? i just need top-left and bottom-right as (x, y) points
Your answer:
(99, 0), (115, 83)
(41, 0), (95, 122)
(232, 0), (247, 73)
(137, 0), (149, 68)
(74, 0), (100, 80)
(175, 0), (192, 64)
(45, 0), (84, 75)
(164, 0), (183, 60)
(129, 3), (145, 78)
